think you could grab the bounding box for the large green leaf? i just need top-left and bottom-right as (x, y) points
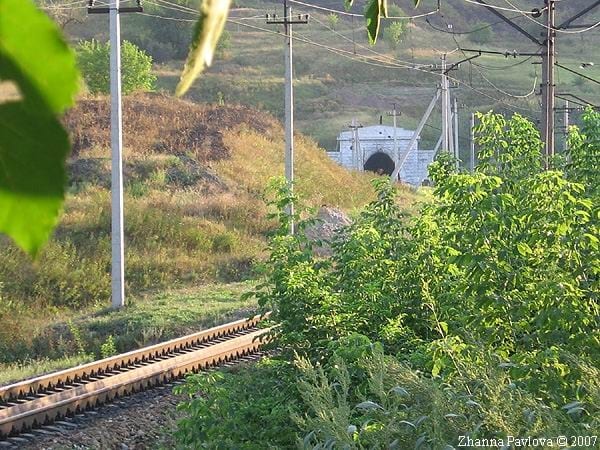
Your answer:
(176, 0), (231, 96)
(365, 0), (388, 45)
(0, 0), (79, 256)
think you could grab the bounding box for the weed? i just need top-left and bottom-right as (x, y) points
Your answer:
(67, 320), (87, 356)
(100, 335), (117, 359)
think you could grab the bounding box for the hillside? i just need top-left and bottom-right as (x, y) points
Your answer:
(0, 94), (424, 375)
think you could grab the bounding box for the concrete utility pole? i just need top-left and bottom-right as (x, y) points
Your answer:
(387, 104), (401, 177)
(88, 0), (142, 308)
(470, 112), (476, 172)
(441, 54), (449, 153)
(541, 0), (556, 169)
(266, 2), (308, 235)
(390, 89), (440, 181)
(349, 119), (363, 171)
(109, 0), (124, 309)
(563, 99), (569, 152)
(453, 97), (459, 167)
(472, 0), (600, 166)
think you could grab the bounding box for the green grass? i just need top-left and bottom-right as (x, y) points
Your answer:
(0, 355), (95, 387)
(0, 282), (257, 386)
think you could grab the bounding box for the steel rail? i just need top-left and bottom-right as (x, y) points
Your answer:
(0, 314), (270, 439)
(0, 313), (268, 403)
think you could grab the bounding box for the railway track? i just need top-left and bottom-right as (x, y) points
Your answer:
(0, 314), (270, 441)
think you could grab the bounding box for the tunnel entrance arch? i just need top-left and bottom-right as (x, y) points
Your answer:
(364, 152), (395, 176)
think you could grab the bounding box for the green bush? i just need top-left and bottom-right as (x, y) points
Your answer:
(327, 13), (339, 30)
(100, 335), (117, 359)
(33, 240), (110, 307)
(77, 39), (156, 95)
(296, 343), (598, 449)
(211, 231), (237, 253)
(123, 8), (230, 63)
(385, 21), (407, 50)
(175, 359), (300, 449)
(254, 111), (599, 404)
(176, 111), (599, 447)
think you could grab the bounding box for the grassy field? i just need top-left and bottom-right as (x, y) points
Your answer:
(0, 282), (257, 386)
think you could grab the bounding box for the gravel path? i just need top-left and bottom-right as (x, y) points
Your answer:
(2, 384), (186, 450)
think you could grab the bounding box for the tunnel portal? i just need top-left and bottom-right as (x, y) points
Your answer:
(364, 152), (395, 176)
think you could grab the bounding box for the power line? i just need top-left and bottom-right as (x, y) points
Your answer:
(307, 14), (433, 74)
(287, 0), (440, 20)
(475, 67), (538, 98)
(40, 0), (106, 10)
(462, 0), (545, 15)
(556, 62), (600, 85)
(471, 55), (535, 70)
(439, 14), (539, 109)
(133, 4), (534, 115)
(425, 13), (523, 35)
(502, 0), (600, 34)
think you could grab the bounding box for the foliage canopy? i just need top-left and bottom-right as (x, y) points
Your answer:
(176, 110), (600, 448)
(77, 40), (156, 95)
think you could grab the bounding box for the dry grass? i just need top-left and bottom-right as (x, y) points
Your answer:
(0, 94), (422, 366)
(218, 125), (422, 212)
(64, 93), (276, 159)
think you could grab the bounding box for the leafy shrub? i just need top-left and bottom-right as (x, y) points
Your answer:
(254, 111), (599, 405)
(100, 335), (117, 358)
(67, 320), (88, 356)
(34, 240), (110, 307)
(327, 13), (339, 30)
(215, 30), (231, 59)
(173, 111), (599, 448)
(211, 231), (237, 253)
(175, 359), (300, 449)
(385, 21), (407, 50)
(77, 39), (156, 94)
(296, 343), (598, 449)
(124, 8), (230, 63)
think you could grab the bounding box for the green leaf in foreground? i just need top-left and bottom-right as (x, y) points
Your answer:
(365, 0), (388, 45)
(0, 0), (79, 256)
(176, 0), (231, 96)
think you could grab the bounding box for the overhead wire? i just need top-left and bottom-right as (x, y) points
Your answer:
(439, 14), (540, 106)
(123, 0), (536, 114)
(502, 0), (600, 34)
(461, 0), (544, 15)
(40, 0), (103, 10)
(228, 18), (532, 113)
(471, 54), (535, 70)
(287, 0), (440, 20)
(476, 68), (538, 98)
(425, 13), (522, 34)
(307, 14), (434, 71)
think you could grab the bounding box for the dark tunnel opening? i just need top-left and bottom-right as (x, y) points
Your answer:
(364, 152), (395, 176)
